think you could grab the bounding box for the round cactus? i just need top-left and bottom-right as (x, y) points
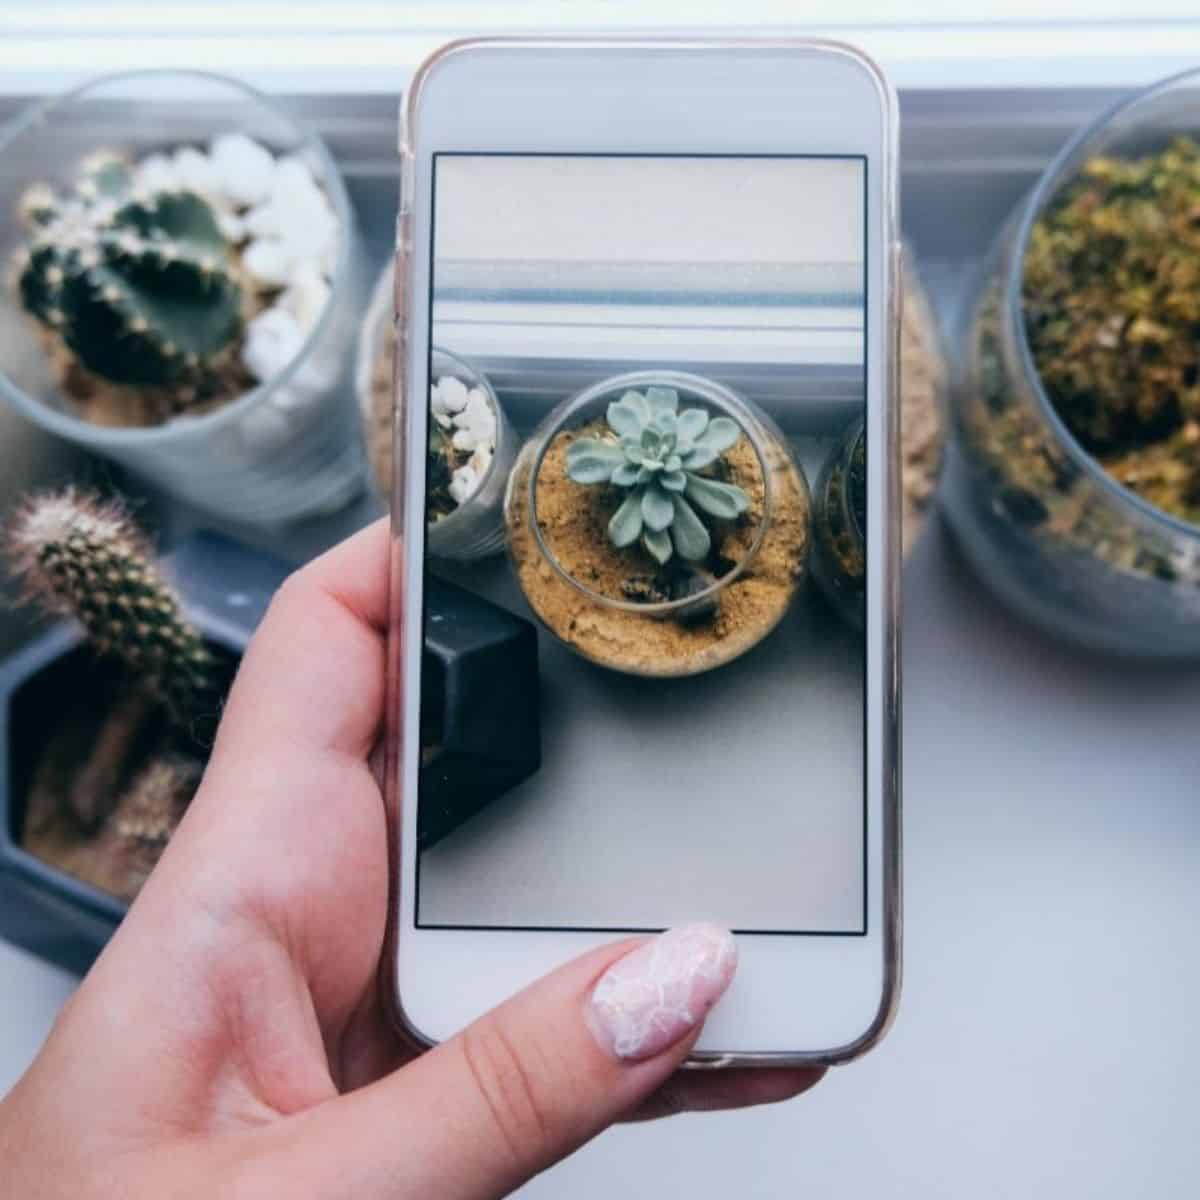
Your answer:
(15, 152), (242, 389)
(6, 488), (219, 727)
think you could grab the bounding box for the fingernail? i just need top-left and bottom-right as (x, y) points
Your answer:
(586, 923), (738, 1062)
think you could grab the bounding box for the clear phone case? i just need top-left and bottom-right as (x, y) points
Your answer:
(385, 36), (902, 1067)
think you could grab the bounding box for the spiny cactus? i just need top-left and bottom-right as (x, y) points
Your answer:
(565, 385), (750, 564)
(14, 151), (242, 388)
(113, 757), (198, 851)
(6, 489), (218, 726)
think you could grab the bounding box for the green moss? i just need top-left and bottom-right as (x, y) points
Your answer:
(1023, 135), (1200, 522)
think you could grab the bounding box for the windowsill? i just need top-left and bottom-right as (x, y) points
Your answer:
(1, 10), (1199, 94)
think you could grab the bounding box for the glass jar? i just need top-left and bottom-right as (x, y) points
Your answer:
(811, 418), (865, 629)
(944, 68), (1200, 657)
(0, 70), (367, 526)
(426, 348), (517, 561)
(505, 369), (810, 677)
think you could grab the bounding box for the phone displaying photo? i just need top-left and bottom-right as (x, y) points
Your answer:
(418, 152), (867, 934)
(391, 39), (898, 1062)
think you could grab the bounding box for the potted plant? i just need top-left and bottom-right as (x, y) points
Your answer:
(0, 71), (368, 526)
(0, 491), (545, 974)
(946, 67), (1200, 656)
(504, 370), (810, 677)
(0, 489), (290, 975)
(356, 265), (516, 559)
(811, 255), (949, 626)
(811, 419), (867, 627)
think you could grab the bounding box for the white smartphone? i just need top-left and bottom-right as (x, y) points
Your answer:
(386, 37), (900, 1065)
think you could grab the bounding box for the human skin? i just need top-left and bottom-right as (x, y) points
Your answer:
(0, 519), (822, 1198)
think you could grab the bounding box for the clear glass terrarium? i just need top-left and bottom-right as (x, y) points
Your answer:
(426, 347), (517, 561)
(811, 418), (866, 629)
(0, 71), (367, 526)
(944, 67), (1200, 657)
(505, 369), (811, 678)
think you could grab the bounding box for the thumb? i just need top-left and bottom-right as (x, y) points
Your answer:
(272, 924), (736, 1199)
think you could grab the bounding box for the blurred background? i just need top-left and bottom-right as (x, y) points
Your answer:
(2, 5), (1200, 1198)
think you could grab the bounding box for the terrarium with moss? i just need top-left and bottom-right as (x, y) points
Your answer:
(946, 68), (1200, 656)
(505, 370), (810, 677)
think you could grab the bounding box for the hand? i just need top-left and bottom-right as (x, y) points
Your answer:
(0, 520), (822, 1198)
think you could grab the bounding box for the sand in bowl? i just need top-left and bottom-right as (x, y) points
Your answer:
(508, 420), (809, 676)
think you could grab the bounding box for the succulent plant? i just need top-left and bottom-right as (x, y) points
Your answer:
(6, 488), (219, 726)
(13, 151), (242, 389)
(565, 386), (750, 564)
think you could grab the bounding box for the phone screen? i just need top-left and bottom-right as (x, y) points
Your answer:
(415, 154), (866, 935)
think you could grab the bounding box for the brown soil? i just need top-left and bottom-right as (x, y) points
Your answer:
(21, 685), (201, 901)
(366, 314), (397, 493)
(18, 649), (230, 901)
(508, 421), (809, 675)
(900, 259), (947, 555)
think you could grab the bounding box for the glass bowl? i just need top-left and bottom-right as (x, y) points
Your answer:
(505, 369), (811, 677)
(0, 70), (368, 526)
(944, 67), (1200, 657)
(811, 418), (866, 628)
(426, 347), (517, 561)
(356, 262), (517, 560)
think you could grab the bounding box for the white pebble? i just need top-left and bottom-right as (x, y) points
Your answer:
(245, 176), (334, 248)
(452, 387), (497, 448)
(449, 464), (479, 505)
(215, 209), (246, 242)
(437, 375), (468, 414)
(279, 259), (330, 335)
(462, 387), (492, 427)
(134, 154), (178, 193)
(271, 155), (320, 199)
(171, 146), (220, 197)
(433, 410), (452, 429)
(241, 307), (304, 382)
(241, 238), (294, 289)
(210, 133), (275, 207)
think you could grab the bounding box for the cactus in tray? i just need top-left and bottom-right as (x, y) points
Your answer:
(14, 151), (242, 390)
(566, 385), (750, 564)
(6, 488), (218, 726)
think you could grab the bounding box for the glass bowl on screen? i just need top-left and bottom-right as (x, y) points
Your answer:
(504, 369), (811, 677)
(425, 347), (517, 561)
(812, 417), (866, 628)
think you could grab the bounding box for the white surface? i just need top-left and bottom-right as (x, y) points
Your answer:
(419, 563), (866, 932)
(435, 156), (864, 265)
(5, 518), (1200, 1195)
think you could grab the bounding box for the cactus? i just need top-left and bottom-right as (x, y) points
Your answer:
(565, 385), (750, 564)
(109, 756), (201, 893)
(14, 152), (242, 389)
(6, 489), (218, 727)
